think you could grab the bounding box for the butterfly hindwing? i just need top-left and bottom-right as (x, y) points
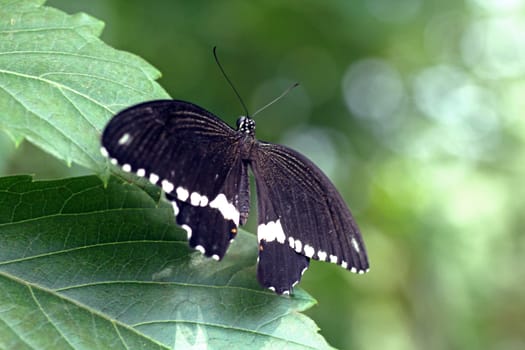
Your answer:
(254, 176), (310, 294)
(251, 142), (369, 293)
(101, 100), (247, 259)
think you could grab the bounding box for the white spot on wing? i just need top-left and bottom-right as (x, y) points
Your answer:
(171, 201), (179, 216)
(282, 290), (290, 295)
(195, 245), (205, 254)
(100, 147), (109, 157)
(212, 254), (220, 261)
(199, 195), (209, 207)
(351, 267), (357, 273)
(110, 158), (118, 165)
(136, 168), (146, 177)
(190, 192), (205, 206)
(317, 250), (327, 261)
(329, 255), (338, 264)
(268, 286), (276, 292)
(122, 164), (132, 172)
(118, 133), (131, 145)
(341, 260), (348, 269)
(351, 237), (361, 253)
(257, 219), (286, 244)
(161, 179), (174, 193)
(301, 267), (308, 276)
(181, 224), (192, 239)
(358, 269), (366, 274)
(294, 239), (302, 253)
(209, 193), (240, 226)
(288, 236), (295, 249)
(176, 187), (189, 201)
(149, 173), (159, 184)
(303, 244), (315, 258)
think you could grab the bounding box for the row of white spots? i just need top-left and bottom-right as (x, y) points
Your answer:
(174, 186), (235, 217)
(161, 179), (174, 193)
(257, 219), (286, 244)
(170, 188), (237, 260)
(209, 193), (240, 226)
(100, 147), (132, 173)
(101, 146), (236, 264)
(100, 147), (118, 166)
(190, 192), (209, 207)
(262, 261), (309, 295)
(161, 185), (237, 260)
(101, 147), (239, 228)
(286, 234), (368, 274)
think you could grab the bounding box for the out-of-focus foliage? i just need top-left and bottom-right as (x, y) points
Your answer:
(4, 0), (524, 349)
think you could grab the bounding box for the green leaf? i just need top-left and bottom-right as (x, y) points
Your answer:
(0, 175), (332, 350)
(0, 0), (169, 173)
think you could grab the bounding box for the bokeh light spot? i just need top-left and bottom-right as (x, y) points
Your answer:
(468, 0), (524, 12)
(342, 59), (404, 124)
(412, 65), (501, 158)
(365, 0), (421, 22)
(462, 17), (525, 78)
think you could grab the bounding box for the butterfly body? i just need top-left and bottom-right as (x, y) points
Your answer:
(101, 99), (369, 295)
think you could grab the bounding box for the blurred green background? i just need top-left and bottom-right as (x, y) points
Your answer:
(2, 0), (524, 349)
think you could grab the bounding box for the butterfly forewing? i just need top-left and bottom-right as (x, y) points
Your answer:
(101, 100), (247, 259)
(251, 142), (369, 293)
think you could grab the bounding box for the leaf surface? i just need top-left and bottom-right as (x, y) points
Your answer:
(0, 175), (332, 350)
(0, 0), (169, 172)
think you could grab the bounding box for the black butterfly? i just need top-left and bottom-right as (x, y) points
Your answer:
(101, 100), (369, 295)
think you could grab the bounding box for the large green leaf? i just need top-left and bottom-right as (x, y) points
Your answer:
(0, 175), (332, 350)
(0, 0), (169, 172)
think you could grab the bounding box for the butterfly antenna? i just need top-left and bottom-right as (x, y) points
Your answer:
(251, 82), (299, 118)
(213, 46), (250, 117)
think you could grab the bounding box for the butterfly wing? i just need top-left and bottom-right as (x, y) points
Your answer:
(251, 141), (369, 294)
(101, 100), (248, 259)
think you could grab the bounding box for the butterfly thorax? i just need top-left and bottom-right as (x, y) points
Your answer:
(236, 116), (256, 136)
(237, 116), (256, 161)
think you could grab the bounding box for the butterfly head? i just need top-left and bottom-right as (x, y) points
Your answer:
(237, 116), (256, 136)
